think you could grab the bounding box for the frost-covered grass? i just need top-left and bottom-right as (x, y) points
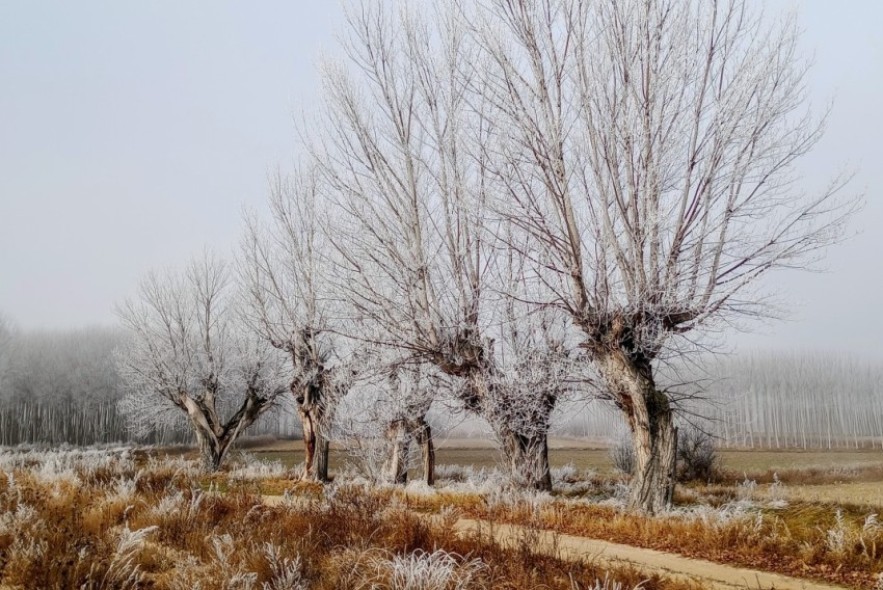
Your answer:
(333, 460), (883, 589)
(429, 480), (883, 589)
(5, 445), (882, 588)
(0, 446), (684, 590)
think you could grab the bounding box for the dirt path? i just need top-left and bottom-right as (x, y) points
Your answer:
(261, 494), (848, 590)
(452, 518), (848, 590)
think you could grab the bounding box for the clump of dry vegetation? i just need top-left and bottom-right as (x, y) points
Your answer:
(0, 447), (700, 590)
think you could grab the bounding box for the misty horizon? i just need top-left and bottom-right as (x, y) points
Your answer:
(1, 0), (881, 355)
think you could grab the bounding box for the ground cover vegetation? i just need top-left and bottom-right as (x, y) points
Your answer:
(0, 447), (701, 590)
(3, 447), (883, 589)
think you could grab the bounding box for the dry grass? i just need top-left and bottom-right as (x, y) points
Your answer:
(404, 491), (883, 589)
(0, 447), (700, 590)
(763, 481), (883, 508)
(11, 444), (882, 589)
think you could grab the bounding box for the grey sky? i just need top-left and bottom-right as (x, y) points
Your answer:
(0, 1), (880, 355)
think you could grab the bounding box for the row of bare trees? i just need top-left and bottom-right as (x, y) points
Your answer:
(1, 318), (877, 453)
(113, 0), (853, 513)
(704, 354), (883, 450)
(558, 353), (883, 450)
(0, 325), (170, 446)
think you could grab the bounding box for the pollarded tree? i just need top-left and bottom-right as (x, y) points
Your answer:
(336, 355), (439, 486)
(238, 169), (354, 482)
(484, 304), (577, 490)
(380, 367), (437, 486)
(117, 255), (289, 471)
(312, 1), (564, 490)
(468, 0), (856, 511)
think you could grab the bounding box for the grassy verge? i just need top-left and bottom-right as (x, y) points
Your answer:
(392, 489), (882, 589)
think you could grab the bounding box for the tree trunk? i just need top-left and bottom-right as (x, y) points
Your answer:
(595, 350), (677, 514)
(414, 420), (435, 486)
(194, 426), (224, 472)
(382, 419), (410, 485)
(498, 426), (552, 491)
(298, 405), (329, 482)
(299, 405), (315, 480)
(315, 435), (330, 482)
(460, 370), (554, 492)
(627, 390), (677, 512)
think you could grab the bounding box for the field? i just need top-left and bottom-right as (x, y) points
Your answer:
(249, 438), (883, 502)
(1, 441), (882, 589)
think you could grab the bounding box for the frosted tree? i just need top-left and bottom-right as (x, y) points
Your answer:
(0, 327), (131, 445)
(238, 170), (355, 482)
(311, 0), (570, 490)
(468, 0), (856, 511)
(336, 355), (440, 485)
(484, 303), (577, 490)
(117, 255), (289, 471)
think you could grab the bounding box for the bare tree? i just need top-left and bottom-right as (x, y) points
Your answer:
(337, 357), (439, 486)
(311, 1), (568, 490)
(369, 365), (438, 487)
(117, 255), (288, 471)
(468, 0), (855, 511)
(0, 326), (136, 446)
(238, 170), (355, 482)
(484, 305), (576, 490)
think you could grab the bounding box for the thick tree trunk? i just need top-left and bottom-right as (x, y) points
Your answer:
(595, 350), (677, 513)
(186, 400), (225, 473)
(382, 419), (410, 485)
(298, 405), (329, 482)
(414, 420), (435, 486)
(459, 370), (554, 492)
(315, 436), (330, 482)
(195, 429), (217, 472)
(194, 426), (224, 472)
(627, 390), (677, 512)
(299, 405), (315, 480)
(498, 426), (552, 491)
(185, 393), (264, 473)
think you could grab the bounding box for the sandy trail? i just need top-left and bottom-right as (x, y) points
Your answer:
(261, 494), (848, 590)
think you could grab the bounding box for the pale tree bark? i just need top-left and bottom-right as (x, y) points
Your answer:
(382, 418), (410, 485)
(381, 415), (435, 485)
(239, 172), (352, 484)
(592, 349), (678, 511)
(296, 386), (330, 482)
(500, 430), (552, 492)
(117, 255), (288, 472)
(464, 0), (855, 512)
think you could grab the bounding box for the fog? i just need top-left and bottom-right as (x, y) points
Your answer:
(0, 0), (880, 355)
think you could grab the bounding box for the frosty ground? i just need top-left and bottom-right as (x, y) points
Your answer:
(1, 444), (881, 590)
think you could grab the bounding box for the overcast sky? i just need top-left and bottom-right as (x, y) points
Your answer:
(1, 1), (881, 356)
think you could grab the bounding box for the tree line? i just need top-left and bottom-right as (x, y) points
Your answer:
(0, 319), (299, 446)
(0, 321), (876, 452)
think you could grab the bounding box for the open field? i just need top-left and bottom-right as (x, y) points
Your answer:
(245, 437), (883, 485)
